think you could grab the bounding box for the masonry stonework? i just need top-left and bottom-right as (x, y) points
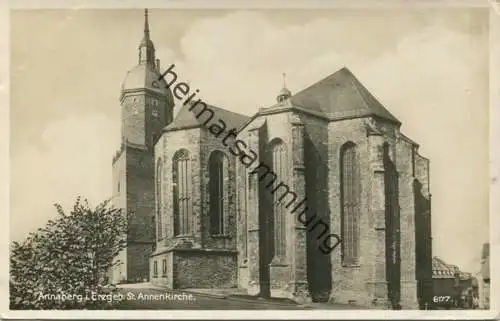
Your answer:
(110, 10), (175, 284)
(114, 12), (433, 309)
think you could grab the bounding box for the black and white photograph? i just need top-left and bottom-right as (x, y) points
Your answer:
(4, 1), (498, 318)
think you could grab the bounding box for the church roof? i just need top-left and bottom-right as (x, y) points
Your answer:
(290, 67), (400, 124)
(164, 101), (250, 132)
(121, 64), (172, 97)
(121, 9), (171, 98)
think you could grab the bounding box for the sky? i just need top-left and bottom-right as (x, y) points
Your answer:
(10, 8), (490, 273)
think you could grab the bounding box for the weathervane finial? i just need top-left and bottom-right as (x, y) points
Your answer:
(144, 9), (150, 37)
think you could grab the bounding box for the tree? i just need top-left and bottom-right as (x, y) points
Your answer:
(10, 197), (127, 309)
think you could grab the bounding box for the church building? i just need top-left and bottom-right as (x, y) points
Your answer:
(113, 10), (433, 309)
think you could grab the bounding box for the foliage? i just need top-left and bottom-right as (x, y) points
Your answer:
(10, 197), (127, 309)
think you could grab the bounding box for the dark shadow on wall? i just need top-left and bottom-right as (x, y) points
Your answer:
(257, 124), (272, 298)
(413, 179), (433, 309)
(383, 143), (401, 310)
(304, 135), (332, 302)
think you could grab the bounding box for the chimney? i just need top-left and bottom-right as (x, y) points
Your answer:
(156, 59), (161, 71)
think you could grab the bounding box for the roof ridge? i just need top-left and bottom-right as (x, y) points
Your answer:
(348, 70), (400, 124)
(289, 66), (400, 124)
(185, 99), (251, 119)
(291, 66), (348, 98)
(346, 70), (372, 113)
(166, 101), (250, 132)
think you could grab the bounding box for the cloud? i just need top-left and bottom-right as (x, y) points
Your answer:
(156, 10), (489, 272)
(10, 114), (120, 241)
(10, 9), (489, 272)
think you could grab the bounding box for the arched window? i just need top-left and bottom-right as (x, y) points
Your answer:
(156, 159), (163, 240)
(209, 151), (228, 235)
(271, 139), (287, 259)
(173, 149), (191, 236)
(340, 142), (360, 265)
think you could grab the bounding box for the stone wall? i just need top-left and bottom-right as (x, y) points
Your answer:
(236, 151), (249, 290)
(148, 108), (429, 308)
(396, 136), (419, 309)
(127, 243), (154, 282)
(122, 94), (147, 146)
(111, 149), (128, 283)
(126, 147), (155, 243)
(155, 128), (201, 248)
(151, 125), (238, 287)
(300, 112), (330, 301)
(172, 249), (237, 288)
(327, 117), (380, 307)
(124, 147), (155, 281)
(200, 128), (237, 250)
(150, 250), (174, 288)
(414, 149), (433, 307)
(110, 145), (156, 283)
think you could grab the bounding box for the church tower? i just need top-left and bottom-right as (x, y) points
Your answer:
(111, 9), (175, 283)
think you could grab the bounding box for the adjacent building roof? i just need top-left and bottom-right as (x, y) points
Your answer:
(433, 257), (456, 279)
(432, 257), (472, 280)
(290, 67), (401, 124)
(164, 101), (250, 132)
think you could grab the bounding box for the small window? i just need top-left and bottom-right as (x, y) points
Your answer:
(153, 261), (158, 278)
(117, 181), (120, 193)
(152, 99), (158, 106)
(162, 259), (167, 277)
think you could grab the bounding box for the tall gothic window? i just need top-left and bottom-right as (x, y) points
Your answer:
(156, 160), (163, 240)
(271, 139), (287, 259)
(209, 151), (228, 235)
(340, 142), (360, 265)
(173, 149), (191, 236)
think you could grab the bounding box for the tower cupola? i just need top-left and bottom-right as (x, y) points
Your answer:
(277, 73), (292, 103)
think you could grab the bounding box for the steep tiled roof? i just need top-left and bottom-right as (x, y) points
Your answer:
(432, 257), (456, 279)
(164, 101), (250, 132)
(169, 67), (401, 133)
(291, 67), (400, 124)
(432, 257), (472, 280)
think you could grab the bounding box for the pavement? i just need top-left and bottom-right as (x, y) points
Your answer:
(112, 283), (370, 310)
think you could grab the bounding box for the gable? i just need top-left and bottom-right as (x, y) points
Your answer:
(291, 67), (400, 124)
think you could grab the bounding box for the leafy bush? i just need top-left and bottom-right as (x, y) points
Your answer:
(10, 197), (127, 309)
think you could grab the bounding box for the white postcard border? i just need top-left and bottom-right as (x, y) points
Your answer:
(1, 0), (498, 319)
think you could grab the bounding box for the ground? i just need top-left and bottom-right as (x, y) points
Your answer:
(111, 283), (369, 310)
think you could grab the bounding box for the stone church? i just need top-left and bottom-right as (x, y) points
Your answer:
(111, 10), (433, 309)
